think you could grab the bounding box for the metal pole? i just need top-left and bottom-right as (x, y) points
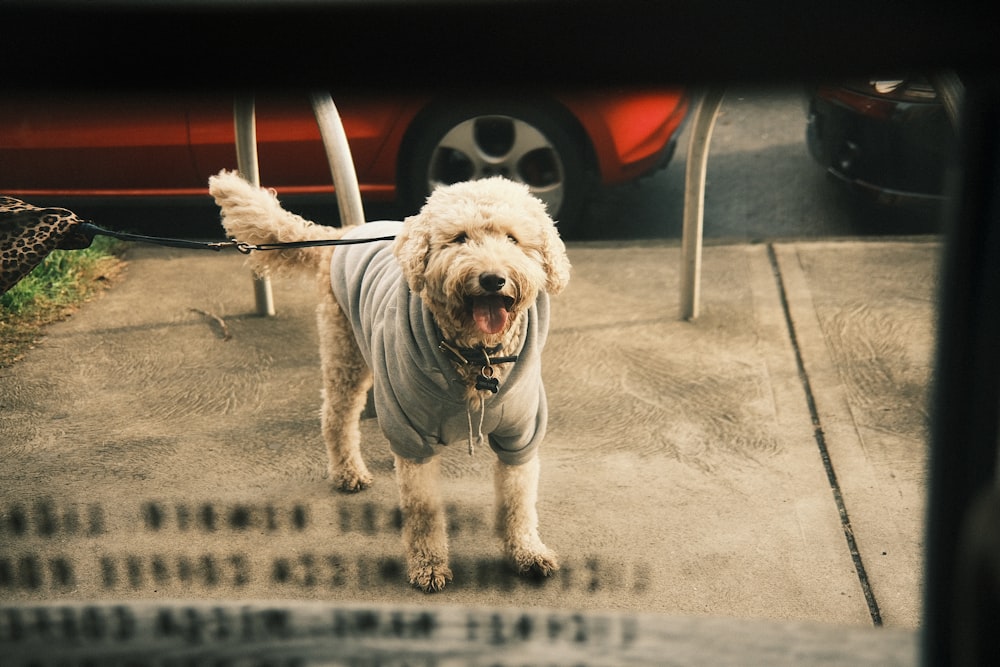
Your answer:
(679, 88), (725, 321)
(233, 95), (275, 317)
(309, 91), (366, 228)
(309, 91), (376, 418)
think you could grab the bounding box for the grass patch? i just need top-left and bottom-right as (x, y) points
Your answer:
(1, 236), (125, 367)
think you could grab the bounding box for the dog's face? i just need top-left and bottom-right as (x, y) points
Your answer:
(395, 178), (571, 347)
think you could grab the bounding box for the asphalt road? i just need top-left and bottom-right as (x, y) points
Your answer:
(576, 85), (944, 242)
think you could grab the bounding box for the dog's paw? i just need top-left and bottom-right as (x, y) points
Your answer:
(508, 545), (560, 578)
(330, 467), (373, 493)
(408, 562), (453, 593)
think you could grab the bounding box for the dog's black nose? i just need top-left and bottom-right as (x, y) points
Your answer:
(479, 273), (506, 293)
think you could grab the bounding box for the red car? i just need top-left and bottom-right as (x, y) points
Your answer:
(0, 88), (689, 230)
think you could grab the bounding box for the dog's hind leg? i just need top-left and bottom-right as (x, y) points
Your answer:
(395, 454), (453, 592)
(495, 454), (560, 577)
(318, 295), (374, 493)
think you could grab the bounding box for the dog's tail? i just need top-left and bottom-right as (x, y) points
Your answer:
(209, 169), (345, 275)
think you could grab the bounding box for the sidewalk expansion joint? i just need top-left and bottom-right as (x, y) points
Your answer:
(766, 243), (884, 627)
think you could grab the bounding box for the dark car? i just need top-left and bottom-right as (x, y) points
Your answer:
(0, 89), (690, 231)
(806, 78), (957, 210)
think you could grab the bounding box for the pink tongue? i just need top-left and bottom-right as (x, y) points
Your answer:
(472, 295), (509, 334)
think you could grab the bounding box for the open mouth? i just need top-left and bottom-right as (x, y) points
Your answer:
(468, 294), (516, 334)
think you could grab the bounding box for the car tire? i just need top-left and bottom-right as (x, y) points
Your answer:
(399, 99), (591, 229)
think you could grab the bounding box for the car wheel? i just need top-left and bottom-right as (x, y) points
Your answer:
(400, 100), (590, 228)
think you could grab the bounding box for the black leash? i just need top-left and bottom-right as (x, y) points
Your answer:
(78, 222), (396, 254)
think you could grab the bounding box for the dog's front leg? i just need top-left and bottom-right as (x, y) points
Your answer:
(394, 454), (452, 592)
(495, 454), (560, 577)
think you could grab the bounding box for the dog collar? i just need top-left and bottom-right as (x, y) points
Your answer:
(438, 341), (518, 394)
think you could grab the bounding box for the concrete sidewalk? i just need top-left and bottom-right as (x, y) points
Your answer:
(0, 239), (938, 634)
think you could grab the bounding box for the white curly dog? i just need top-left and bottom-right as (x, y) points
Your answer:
(209, 170), (570, 591)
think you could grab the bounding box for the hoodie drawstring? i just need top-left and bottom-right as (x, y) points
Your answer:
(466, 394), (486, 456)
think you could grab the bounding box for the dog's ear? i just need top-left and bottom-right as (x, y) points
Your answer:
(394, 211), (431, 293)
(540, 220), (571, 295)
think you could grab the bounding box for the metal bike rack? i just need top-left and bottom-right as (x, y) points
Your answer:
(309, 92), (367, 228)
(233, 97), (274, 316)
(235, 88), (716, 320)
(680, 88), (725, 321)
(233, 92), (367, 316)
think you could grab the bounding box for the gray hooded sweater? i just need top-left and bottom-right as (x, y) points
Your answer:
(329, 220), (548, 465)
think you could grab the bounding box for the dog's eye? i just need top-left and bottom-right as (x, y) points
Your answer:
(507, 234), (518, 245)
(452, 233), (468, 245)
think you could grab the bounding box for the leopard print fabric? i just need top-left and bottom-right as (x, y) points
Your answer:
(1, 196), (93, 296)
